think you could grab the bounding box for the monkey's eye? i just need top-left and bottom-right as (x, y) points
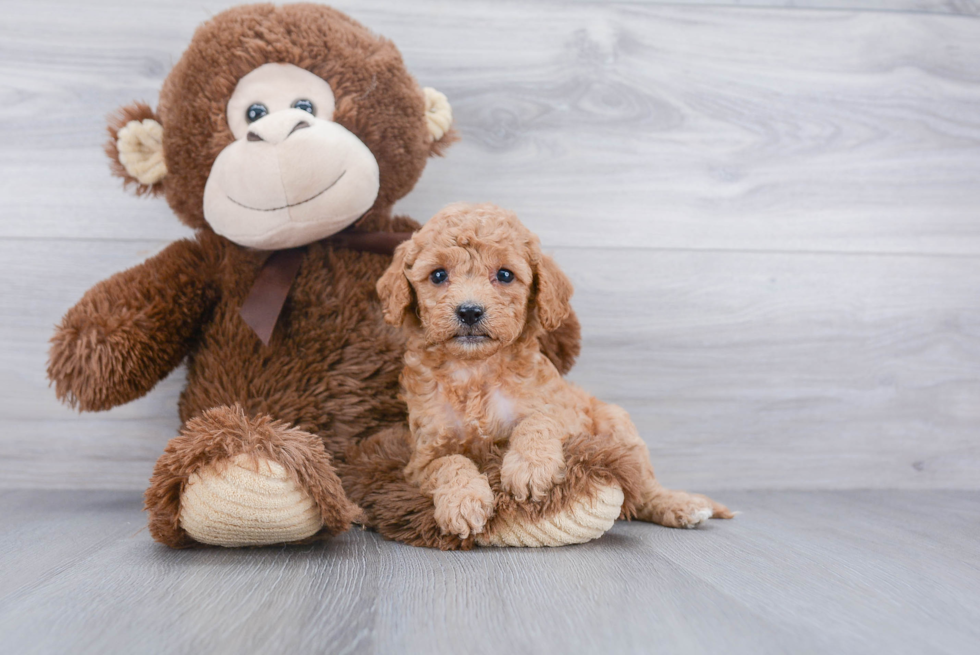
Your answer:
(429, 269), (448, 285)
(496, 269), (515, 284)
(292, 99), (315, 115)
(246, 103), (268, 123)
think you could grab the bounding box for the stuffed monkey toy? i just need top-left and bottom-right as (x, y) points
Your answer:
(48, 3), (633, 549)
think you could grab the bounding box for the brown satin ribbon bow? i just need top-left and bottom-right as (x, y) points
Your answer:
(239, 231), (413, 346)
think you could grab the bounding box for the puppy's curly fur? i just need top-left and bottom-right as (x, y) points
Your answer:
(378, 203), (733, 538)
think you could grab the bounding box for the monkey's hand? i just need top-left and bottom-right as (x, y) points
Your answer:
(48, 238), (215, 412)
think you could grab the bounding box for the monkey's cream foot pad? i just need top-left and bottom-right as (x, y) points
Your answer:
(179, 454), (322, 547)
(476, 482), (624, 547)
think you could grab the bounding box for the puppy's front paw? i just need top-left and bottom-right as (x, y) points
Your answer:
(501, 442), (566, 502)
(433, 476), (495, 538)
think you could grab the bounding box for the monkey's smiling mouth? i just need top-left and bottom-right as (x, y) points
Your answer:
(226, 170), (346, 212)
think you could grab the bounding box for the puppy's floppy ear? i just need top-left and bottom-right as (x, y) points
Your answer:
(106, 101), (167, 196)
(377, 241), (414, 326)
(534, 252), (574, 332)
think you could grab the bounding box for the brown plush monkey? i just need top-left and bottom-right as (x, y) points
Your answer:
(48, 4), (634, 549)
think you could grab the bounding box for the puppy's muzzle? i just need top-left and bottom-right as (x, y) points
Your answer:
(456, 303), (484, 326)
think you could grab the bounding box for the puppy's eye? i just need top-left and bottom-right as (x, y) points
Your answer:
(292, 99), (315, 115)
(246, 103), (268, 123)
(430, 269), (448, 284)
(496, 269), (515, 284)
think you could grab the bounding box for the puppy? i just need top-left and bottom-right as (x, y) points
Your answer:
(377, 203), (732, 539)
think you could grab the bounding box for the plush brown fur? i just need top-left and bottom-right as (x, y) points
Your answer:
(152, 3), (457, 231)
(338, 426), (477, 550)
(48, 238), (216, 411)
(378, 204), (734, 535)
(48, 4), (587, 549)
(146, 404), (360, 548)
(338, 423), (649, 550)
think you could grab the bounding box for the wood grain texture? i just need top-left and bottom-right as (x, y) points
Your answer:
(3, 240), (978, 490)
(1, 0), (979, 491)
(585, 0), (980, 15)
(1, 490), (978, 654)
(3, 1), (980, 253)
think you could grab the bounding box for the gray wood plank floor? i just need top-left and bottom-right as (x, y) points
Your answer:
(1, 490), (977, 654)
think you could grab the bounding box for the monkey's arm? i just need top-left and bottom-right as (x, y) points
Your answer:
(47, 238), (216, 412)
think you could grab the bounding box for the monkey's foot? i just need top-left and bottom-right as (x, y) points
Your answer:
(145, 405), (360, 548)
(179, 454), (324, 547)
(476, 482), (623, 547)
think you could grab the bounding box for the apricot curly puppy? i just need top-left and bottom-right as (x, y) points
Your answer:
(377, 203), (733, 539)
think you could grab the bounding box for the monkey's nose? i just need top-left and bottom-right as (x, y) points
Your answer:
(246, 114), (312, 144)
(287, 120), (310, 137)
(456, 304), (484, 326)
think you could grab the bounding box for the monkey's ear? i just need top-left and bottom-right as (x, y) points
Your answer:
(377, 241), (415, 326)
(105, 101), (167, 196)
(423, 87), (459, 157)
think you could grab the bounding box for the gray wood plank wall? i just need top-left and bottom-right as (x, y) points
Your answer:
(1, 0), (978, 491)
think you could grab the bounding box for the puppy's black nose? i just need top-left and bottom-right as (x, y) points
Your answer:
(456, 304), (484, 326)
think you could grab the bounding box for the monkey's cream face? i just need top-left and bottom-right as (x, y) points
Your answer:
(203, 63), (380, 250)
